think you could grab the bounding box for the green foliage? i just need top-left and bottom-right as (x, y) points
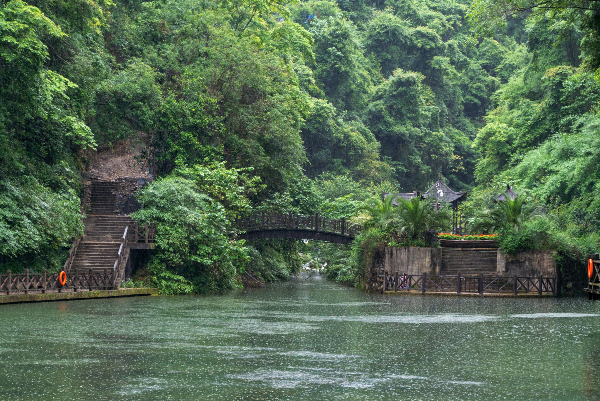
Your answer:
(148, 260), (195, 295)
(4, 0), (600, 293)
(290, 1), (342, 25)
(358, 194), (398, 231)
(245, 239), (302, 281)
(301, 98), (389, 182)
(343, 195), (450, 284)
(473, 68), (600, 182)
(0, 176), (82, 272)
(319, 243), (355, 285)
(364, 69), (456, 189)
(395, 197), (450, 240)
(497, 195), (529, 232)
(347, 227), (386, 285)
(503, 114), (600, 204)
(176, 162), (260, 219)
(99, 0), (313, 195)
(132, 173), (249, 293)
(309, 16), (374, 113)
(92, 59), (162, 143)
(0, 1), (95, 272)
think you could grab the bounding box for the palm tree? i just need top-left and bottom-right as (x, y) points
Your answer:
(357, 194), (399, 231)
(496, 194), (528, 232)
(470, 194), (535, 234)
(395, 197), (449, 239)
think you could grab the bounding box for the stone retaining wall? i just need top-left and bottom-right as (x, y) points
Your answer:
(114, 177), (150, 215)
(496, 250), (556, 277)
(370, 247), (557, 283)
(384, 247), (441, 275)
(366, 247), (441, 290)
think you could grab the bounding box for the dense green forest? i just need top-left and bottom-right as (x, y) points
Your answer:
(1, 0), (599, 293)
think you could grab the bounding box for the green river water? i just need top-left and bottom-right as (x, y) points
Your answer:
(1, 274), (599, 400)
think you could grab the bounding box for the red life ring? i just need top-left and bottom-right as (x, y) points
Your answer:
(58, 271), (67, 286)
(588, 259), (594, 279)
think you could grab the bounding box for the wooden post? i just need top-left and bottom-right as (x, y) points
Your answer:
(314, 213), (319, 231)
(478, 274), (483, 294)
(513, 276), (517, 295)
(42, 270), (47, 294)
(456, 272), (461, 294)
(382, 271), (386, 293)
(7, 270), (11, 295)
(288, 212), (292, 229)
(341, 217), (345, 236)
(422, 273), (426, 294)
(24, 269), (29, 294)
(552, 276), (557, 296)
(539, 275), (543, 295)
(394, 273), (398, 292)
(145, 223), (149, 243)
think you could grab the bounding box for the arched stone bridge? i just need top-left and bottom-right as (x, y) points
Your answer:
(236, 213), (362, 244)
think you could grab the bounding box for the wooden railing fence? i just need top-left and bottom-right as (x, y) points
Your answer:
(0, 269), (116, 295)
(237, 213), (362, 238)
(80, 182), (91, 215)
(382, 272), (556, 296)
(128, 222), (157, 244)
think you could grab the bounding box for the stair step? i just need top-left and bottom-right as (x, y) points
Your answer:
(67, 180), (134, 276)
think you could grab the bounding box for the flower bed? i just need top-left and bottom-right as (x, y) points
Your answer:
(438, 233), (498, 248)
(438, 233), (498, 240)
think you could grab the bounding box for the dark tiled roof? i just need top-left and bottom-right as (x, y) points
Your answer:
(422, 180), (466, 203)
(495, 185), (518, 201)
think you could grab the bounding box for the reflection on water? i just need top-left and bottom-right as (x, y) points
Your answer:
(0, 275), (599, 400)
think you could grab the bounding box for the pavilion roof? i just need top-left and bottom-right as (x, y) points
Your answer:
(495, 185), (518, 201)
(422, 179), (466, 203)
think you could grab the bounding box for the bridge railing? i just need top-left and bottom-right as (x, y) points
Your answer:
(236, 213), (362, 238)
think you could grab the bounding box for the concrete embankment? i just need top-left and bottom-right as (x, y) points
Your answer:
(0, 288), (158, 305)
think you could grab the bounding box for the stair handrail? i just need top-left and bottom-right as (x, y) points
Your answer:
(63, 181), (91, 273)
(80, 181), (91, 215)
(113, 226), (129, 288)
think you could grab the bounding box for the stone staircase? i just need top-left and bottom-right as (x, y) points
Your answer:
(89, 180), (118, 214)
(68, 181), (132, 286)
(440, 248), (498, 275)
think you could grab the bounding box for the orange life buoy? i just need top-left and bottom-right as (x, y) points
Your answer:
(58, 271), (67, 286)
(588, 258), (594, 279)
